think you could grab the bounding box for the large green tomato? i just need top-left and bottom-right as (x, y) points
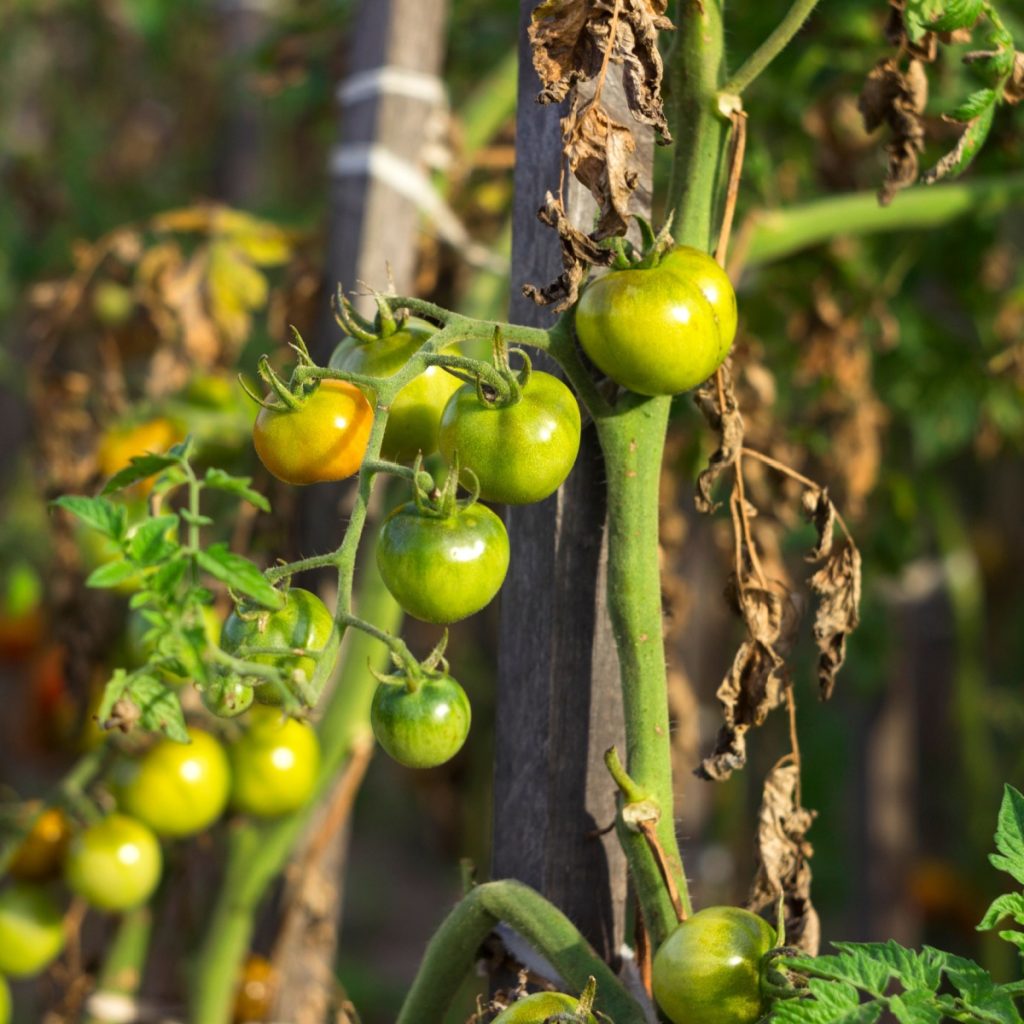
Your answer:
(438, 371), (581, 505)
(371, 674), (471, 769)
(111, 727), (231, 838)
(64, 814), (163, 912)
(330, 318), (460, 463)
(229, 707), (320, 817)
(661, 245), (738, 359)
(492, 992), (597, 1023)
(220, 588), (333, 705)
(651, 906), (776, 1024)
(0, 883), (65, 977)
(375, 501), (509, 623)
(0, 972), (10, 1024)
(574, 257), (728, 396)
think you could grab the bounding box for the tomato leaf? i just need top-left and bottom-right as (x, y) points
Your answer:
(196, 544), (283, 609)
(85, 559), (138, 589)
(52, 495), (127, 540)
(147, 557), (189, 600)
(127, 515), (180, 567)
(101, 453), (181, 495)
(128, 676), (190, 742)
(203, 468), (271, 512)
(988, 785), (1024, 886)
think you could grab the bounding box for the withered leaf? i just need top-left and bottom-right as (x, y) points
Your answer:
(529, 0), (602, 105)
(1006, 52), (1024, 104)
(522, 191), (615, 310)
(746, 761), (820, 955)
(564, 96), (638, 238)
(801, 488), (835, 561)
(693, 362), (743, 514)
(617, 1), (673, 141)
(809, 541), (862, 700)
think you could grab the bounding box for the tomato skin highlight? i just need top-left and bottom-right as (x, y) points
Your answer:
(252, 379), (373, 485)
(111, 727), (231, 838)
(229, 707), (320, 817)
(0, 883), (66, 977)
(651, 906), (776, 1024)
(438, 371), (581, 505)
(329, 318), (460, 463)
(64, 814), (163, 912)
(220, 588), (333, 706)
(574, 261), (725, 396)
(376, 502), (509, 624)
(371, 675), (471, 769)
(660, 245), (738, 360)
(492, 992), (597, 1023)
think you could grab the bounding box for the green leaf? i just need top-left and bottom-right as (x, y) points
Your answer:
(127, 515), (180, 567)
(922, 103), (996, 185)
(951, 88), (998, 122)
(102, 453), (181, 494)
(203, 468), (271, 512)
(937, 950), (1024, 1024)
(771, 980), (883, 1024)
(85, 559), (139, 589)
(928, 0), (984, 31)
(52, 495), (126, 540)
(195, 544), (283, 609)
(127, 675), (189, 742)
(149, 558), (189, 599)
(979, 892), (1024, 931)
(888, 991), (943, 1024)
(991, 786), (1024, 885)
(180, 509), (214, 527)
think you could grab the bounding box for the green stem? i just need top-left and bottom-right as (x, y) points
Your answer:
(720, 0), (822, 97)
(83, 906), (153, 1024)
(741, 174), (1024, 267)
(395, 881), (647, 1024)
(265, 552), (342, 583)
(596, 397), (690, 945)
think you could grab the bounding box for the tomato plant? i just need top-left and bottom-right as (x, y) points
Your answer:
(370, 671), (471, 769)
(492, 992), (597, 1023)
(7, 807), (71, 882)
(64, 814), (163, 912)
(438, 368), (581, 505)
(220, 588), (333, 705)
(574, 256), (730, 396)
(330, 315), (460, 463)
(228, 707), (320, 817)
(651, 906), (776, 1024)
(252, 379), (373, 485)
(0, 882), (66, 977)
(376, 498), (509, 624)
(111, 727), (231, 838)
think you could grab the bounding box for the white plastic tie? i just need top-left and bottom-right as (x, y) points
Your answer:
(336, 66), (446, 107)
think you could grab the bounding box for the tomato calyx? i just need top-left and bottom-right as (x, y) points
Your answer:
(407, 452), (480, 522)
(599, 214), (677, 273)
(371, 630), (451, 696)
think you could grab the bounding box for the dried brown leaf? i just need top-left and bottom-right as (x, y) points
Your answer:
(801, 488), (835, 561)
(693, 363), (744, 514)
(1006, 52), (1024, 104)
(617, 0), (673, 141)
(522, 192), (615, 310)
(809, 542), (862, 700)
(564, 97), (638, 238)
(529, 0), (601, 104)
(746, 761), (820, 954)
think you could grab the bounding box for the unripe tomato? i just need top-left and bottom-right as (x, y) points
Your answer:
(7, 807), (72, 882)
(229, 707), (320, 817)
(92, 281), (135, 326)
(252, 380), (373, 486)
(329, 318), (460, 463)
(202, 676), (255, 718)
(220, 589), (333, 706)
(660, 245), (738, 360)
(438, 371), (581, 505)
(96, 418), (183, 493)
(64, 814), (162, 912)
(111, 727), (231, 838)
(371, 674), (470, 769)
(0, 973), (10, 1024)
(0, 883), (65, 977)
(574, 258), (728, 396)
(651, 906), (776, 1024)
(492, 992), (597, 1023)
(375, 501), (509, 623)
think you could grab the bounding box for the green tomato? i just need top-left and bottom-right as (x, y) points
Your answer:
(492, 992), (597, 1023)
(330, 318), (461, 463)
(229, 707), (320, 817)
(651, 906), (776, 1024)
(0, 973), (10, 1024)
(438, 371), (581, 505)
(375, 501), (509, 623)
(574, 260), (726, 396)
(111, 727), (231, 838)
(201, 676), (255, 718)
(0, 883), (65, 977)
(220, 589), (333, 706)
(660, 245), (738, 360)
(371, 674), (471, 769)
(64, 814), (162, 912)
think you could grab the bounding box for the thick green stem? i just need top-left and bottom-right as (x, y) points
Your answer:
(395, 881), (646, 1024)
(83, 906), (153, 1024)
(721, 0), (821, 97)
(596, 397), (690, 945)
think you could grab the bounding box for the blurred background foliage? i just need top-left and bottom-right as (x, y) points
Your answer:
(0, 0), (1022, 1021)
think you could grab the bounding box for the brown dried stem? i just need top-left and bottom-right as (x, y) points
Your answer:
(636, 819), (686, 923)
(714, 111), (749, 268)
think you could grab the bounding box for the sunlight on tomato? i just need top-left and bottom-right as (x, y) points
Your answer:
(8, 807), (72, 882)
(96, 418), (183, 493)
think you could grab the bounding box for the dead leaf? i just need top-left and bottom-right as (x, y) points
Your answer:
(1005, 52), (1024, 104)
(809, 542), (861, 700)
(693, 363), (744, 514)
(801, 488), (835, 561)
(746, 761), (820, 954)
